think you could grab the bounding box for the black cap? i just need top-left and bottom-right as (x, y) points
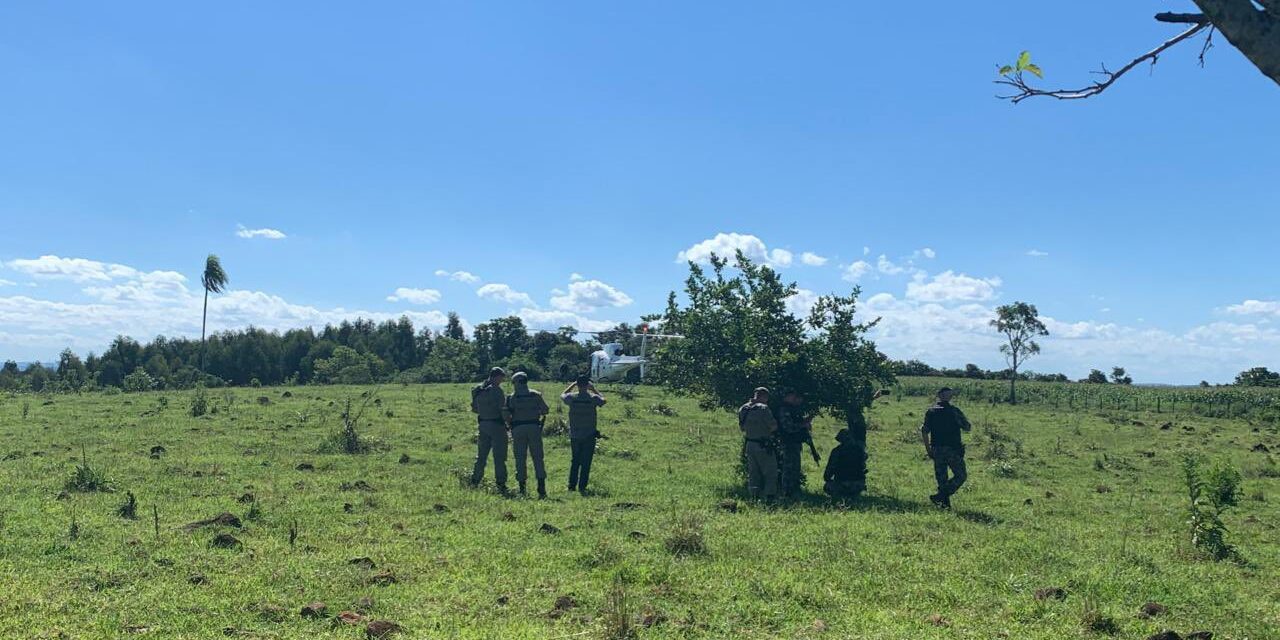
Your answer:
(489, 367), (506, 378)
(938, 387), (954, 395)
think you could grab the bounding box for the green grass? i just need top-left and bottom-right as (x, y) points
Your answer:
(0, 384), (1277, 639)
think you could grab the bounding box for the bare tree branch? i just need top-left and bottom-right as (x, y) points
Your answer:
(996, 23), (1210, 103)
(1155, 12), (1211, 24)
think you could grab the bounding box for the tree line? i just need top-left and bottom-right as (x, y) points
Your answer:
(0, 312), (647, 393)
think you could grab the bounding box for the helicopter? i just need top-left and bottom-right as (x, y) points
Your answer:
(581, 327), (683, 383)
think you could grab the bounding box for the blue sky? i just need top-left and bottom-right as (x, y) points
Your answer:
(1, 1), (1278, 383)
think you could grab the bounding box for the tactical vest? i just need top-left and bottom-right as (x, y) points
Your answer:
(506, 390), (545, 426)
(472, 383), (505, 421)
(566, 393), (602, 438)
(740, 403), (776, 440)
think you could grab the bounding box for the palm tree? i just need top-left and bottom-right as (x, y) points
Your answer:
(199, 254), (229, 372)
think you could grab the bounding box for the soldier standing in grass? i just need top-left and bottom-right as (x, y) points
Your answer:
(920, 387), (971, 509)
(505, 371), (550, 498)
(775, 389), (820, 499)
(562, 375), (606, 495)
(739, 387), (779, 500)
(469, 367), (509, 492)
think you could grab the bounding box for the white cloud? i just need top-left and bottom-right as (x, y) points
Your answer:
(476, 283), (534, 306)
(236, 225), (287, 240)
(5, 255), (140, 283)
(434, 270), (481, 284)
(800, 252), (828, 267)
(915, 248), (937, 259)
(905, 271), (1002, 303)
(569, 273), (585, 282)
(0, 279), (15, 287)
(0, 256), (459, 360)
(386, 287), (442, 305)
(1026, 249), (1049, 257)
(517, 308), (616, 333)
(786, 289), (820, 317)
(677, 232), (794, 268)
(550, 279), (633, 313)
(842, 261), (871, 283)
(1224, 299), (1280, 317)
(876, 254), (907, 275)
(862, 246), (871, 256)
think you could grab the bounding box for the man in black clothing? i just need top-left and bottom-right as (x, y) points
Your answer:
(920, 387), (971, 509)
(823, 428), (866, 499)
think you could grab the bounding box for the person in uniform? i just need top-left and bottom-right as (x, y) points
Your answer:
(775, 390), (819, 498)
(738, 387), (779, 501)
(920, 387), (971, 509)
(505, 371), (551, 498)
(562, 375), (606, 494)
(823, 428), (866, 499)
(469, 367), (509, 492)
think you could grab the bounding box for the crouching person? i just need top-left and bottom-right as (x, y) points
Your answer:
(823, 428), (866, 499)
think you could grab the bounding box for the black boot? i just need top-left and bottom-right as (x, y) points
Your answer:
(929, 493), (946, 508)
(537, 479), (547, 499)
(518, 481), (527, 495)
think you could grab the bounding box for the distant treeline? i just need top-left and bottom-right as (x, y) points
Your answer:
(0, 313), (652, 393)
(889, 359), (1091, 383)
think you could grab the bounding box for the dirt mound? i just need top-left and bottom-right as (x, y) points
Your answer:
(183, 512), (242, 532)
(539, 523), (560, 535)
(300, 602), (327, 619)
(1034, 587), (1067, 601)
(1140, 602), (1167, 618)
(366, 620), (403, 638)
(210, 533), (242, 549)
(349, 557), (376, 570)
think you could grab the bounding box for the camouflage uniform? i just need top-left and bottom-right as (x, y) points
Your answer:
(562, 389), (606, 493)
(923, 400), (971, 501)
(823, 428), (866, 499)
(505, 373), (550, 496)
(774, 401), (813, 498)
(738, 400), (778, 499)
(469, 379), (508, 488)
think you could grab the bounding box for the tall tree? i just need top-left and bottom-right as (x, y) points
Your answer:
(1111, 366), (1134, 385)
(990, 302), (1048, 404)
(200, 254), (229, 372)
(445, 312), (466, 341)
(998, 3), (1280, 103)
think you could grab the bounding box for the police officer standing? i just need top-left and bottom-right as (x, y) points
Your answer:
(775, 390), (820, 499)
(920, 387), (971, 509)
(562, 375), (606, 495)
(739, 387), (778, 501)
(470, 367), (509, 492)
(505, 371), (550, 498)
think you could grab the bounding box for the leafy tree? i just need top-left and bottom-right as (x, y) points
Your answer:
(963, 363), (985, 379)
(892, 359), (937, 377)
(56, 348), (89, 390)
(998, 4), (1280, 103)
(656, 252), (891, 422)
(1084, 369), (1109, 384)
(1111, 366), (1134, 385)
(1235, 366), (1280, 387)
(990, 302), (1049, 404)
(473, 316), (531, 375)
(445, 312), (466, 341)
(656, 253), (812, 412)
(312, 346), (387, 385)
(419, 336), (477, 383)
(123, 367), (156, 393)
(200, 254), (229, 372)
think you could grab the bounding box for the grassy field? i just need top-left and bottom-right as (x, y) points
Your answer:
(1, 383), (1277, 639)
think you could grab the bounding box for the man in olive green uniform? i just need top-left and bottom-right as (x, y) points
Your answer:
(470, 367), (509, 492)
(505, 371), (551, 498)
(562, 375), (606, 494)
(738, 387), (778, 500)
(920, 387), (971, 509)
(823, 428), (866, 499)
(775, 390), (819, 499)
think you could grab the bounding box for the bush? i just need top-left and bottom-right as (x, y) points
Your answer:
(66, 448), (111, 492)
(1182, 454), (1243, 561)
(663, 514), (707, 557)
(122, 368), (156, 393)
(189, 386), (210, 417)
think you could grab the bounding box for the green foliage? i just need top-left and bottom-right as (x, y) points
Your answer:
(418, 337), (477, 383)
(1182, 453), (1243, 561)
(122, 367), (157, 393)
(991, 301), (1048, 404)
(201, 254), (229, 295)
(663, 513), (707, 557)
(189, 385), (210, 417)
(1110, 367), (1132, 385)
(1235, 366), (1280, 387)
(312, 346), (388, 385)
(1000, 50), (1043, 78)
(656, 251), (891, 418)
(65, 448), (110, 492)
(1084, 369), (1108, 384)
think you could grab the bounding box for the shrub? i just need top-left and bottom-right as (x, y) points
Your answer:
(664, 514), (707, 557)
(122, 368), (156, 393)
(189, 386), (210, 417)
(66, 448), (111, 492)
(1182, 453), (1243, 561)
